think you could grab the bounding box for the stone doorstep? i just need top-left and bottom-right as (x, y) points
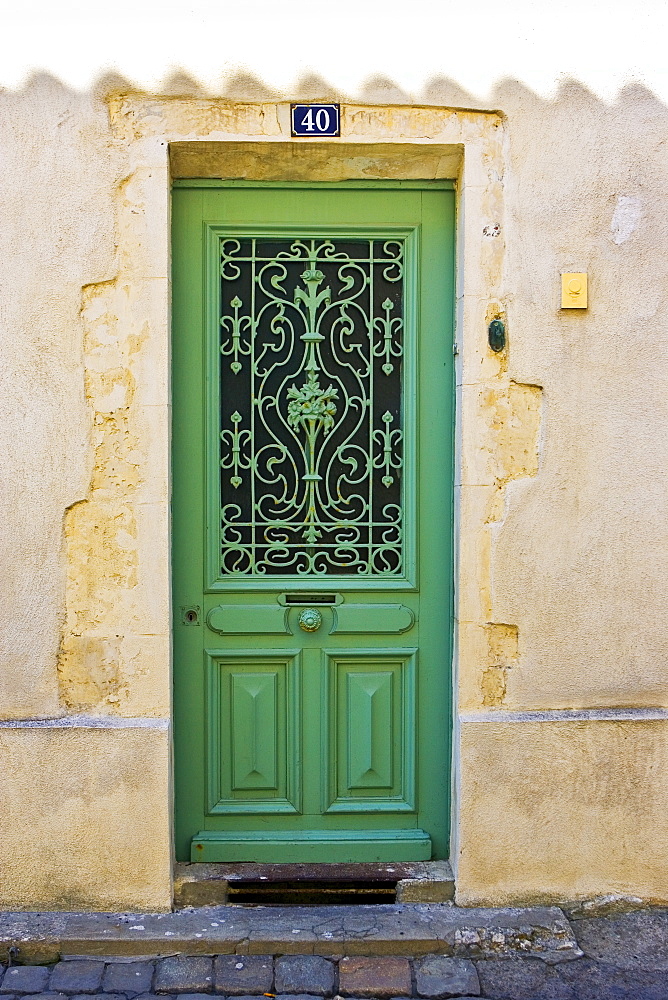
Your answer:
(174, 863), (455, 909)
(0, 904), (581, 965)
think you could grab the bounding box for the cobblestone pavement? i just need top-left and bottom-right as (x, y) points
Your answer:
(0, 909), (667, 1000)
(1, 940), (668, 1000)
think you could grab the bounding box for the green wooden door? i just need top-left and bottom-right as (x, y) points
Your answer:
(172, 181), (455, 862)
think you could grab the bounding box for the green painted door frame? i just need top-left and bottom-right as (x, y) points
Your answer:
(172, 180), (455, 863)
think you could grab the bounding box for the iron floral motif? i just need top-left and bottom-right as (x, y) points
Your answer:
(287, 370), (339, 544)
(220, 295), (251, 373)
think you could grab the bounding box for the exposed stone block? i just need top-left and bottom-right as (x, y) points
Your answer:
(0, 967), (51, 995)
(20, 994), (68, 1000)
(415, 955), (480, 997)
(572, 911), (668, 970)
(275, 956), (335, 996)
(557, 957), (668, 999)
(101, 962), (154, 996)
(71, 995), (127, 1000)
(475, 958), (571, 999)
(213, 955), (273, 995)
(272, 995), (330, 1000)
(339, 956), (412, 997)
(50, 963), (104, 995)
(154, 957), (213, 993)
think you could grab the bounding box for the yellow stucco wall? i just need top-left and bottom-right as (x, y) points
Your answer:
(0, 724), (171, 911)
(457, 716), (668, 905)
(0, 74), (667, 909)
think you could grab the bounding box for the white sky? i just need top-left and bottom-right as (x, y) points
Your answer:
(1, 0), (667, 103)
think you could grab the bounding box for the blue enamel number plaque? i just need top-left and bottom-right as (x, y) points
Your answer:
(291, 104), (341, 137)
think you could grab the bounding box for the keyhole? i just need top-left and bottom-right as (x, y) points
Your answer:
(181, 606), (201, 626)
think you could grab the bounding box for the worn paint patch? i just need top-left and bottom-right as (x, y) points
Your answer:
(486, 622), (519, 667)
(477, 383), (539, 702)
(108, 96), (281, 143)
(57, 279), (141, 712)
(481, 623), (519, 706)
(491, 381), (542, 485)
(610, 195), (642, 245)
(481, 666), (506, 706)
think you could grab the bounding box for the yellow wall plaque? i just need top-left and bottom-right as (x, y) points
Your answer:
(561, 272), (588, 309)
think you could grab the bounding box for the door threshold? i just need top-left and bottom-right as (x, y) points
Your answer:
(174, 860), (454, 908)
(189, 829), (432, 864)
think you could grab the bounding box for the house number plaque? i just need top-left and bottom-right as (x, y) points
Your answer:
(291, 103), (341, 137)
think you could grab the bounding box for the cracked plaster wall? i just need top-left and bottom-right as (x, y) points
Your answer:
(489, 82), (668, 714)
(0, 71), (667, 907)
(0, 75), (116, 719)
(0, 74), (172, 909)
(455, 79), (668, 905)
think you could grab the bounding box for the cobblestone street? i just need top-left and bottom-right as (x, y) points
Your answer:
(1, 908), (667, 1000)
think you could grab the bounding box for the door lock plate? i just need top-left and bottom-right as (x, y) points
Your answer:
(181, 605), (201, 626)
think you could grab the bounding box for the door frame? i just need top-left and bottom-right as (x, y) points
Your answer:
(171, 178), (457, 862)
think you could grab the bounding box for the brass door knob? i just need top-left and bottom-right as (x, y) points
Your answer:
(298, 608), (323, 632)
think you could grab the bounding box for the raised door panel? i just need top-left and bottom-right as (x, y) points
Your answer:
(206, 650), (301, 814)
(347, 670), (393, 788)
(231, 672), (278, 790)
(323, 648), (416, 813)
(207, 605), (291, 634)
(331, 604), (415, 633)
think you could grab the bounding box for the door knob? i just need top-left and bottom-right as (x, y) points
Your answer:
(298, 608), (323, 632)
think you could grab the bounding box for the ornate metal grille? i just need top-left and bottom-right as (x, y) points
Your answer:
(218, 235), (407, 578)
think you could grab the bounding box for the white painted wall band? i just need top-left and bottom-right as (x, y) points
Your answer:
(5, 709), (665, 728)
(0, 715), (170, 729)
(460, 708), (668, 724)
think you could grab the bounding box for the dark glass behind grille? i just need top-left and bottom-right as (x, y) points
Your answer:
(218, 237), (405, 577)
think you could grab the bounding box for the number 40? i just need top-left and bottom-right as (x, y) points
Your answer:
(300, 107), (331, 132)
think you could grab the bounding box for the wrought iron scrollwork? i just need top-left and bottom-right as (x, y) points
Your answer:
(218, 237), (405, 577)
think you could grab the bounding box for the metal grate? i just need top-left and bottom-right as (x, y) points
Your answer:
(227, 878), (397, 906)
(218, 236), (405, 578)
